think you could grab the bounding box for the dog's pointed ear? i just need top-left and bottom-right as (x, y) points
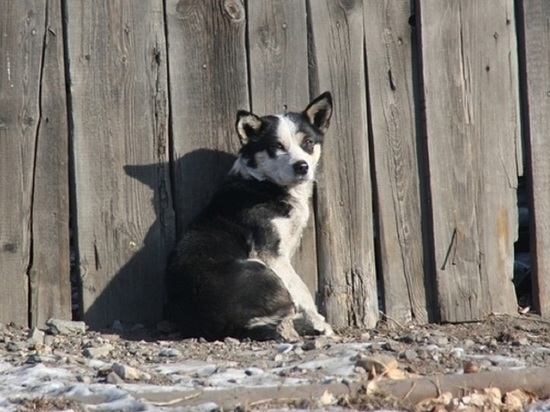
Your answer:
(304, 92), (333, 134)
(236, 110), (263, 145)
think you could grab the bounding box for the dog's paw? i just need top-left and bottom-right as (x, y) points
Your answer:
(294, 309), (334, 337)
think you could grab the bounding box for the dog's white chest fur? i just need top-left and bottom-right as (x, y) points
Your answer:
(272, 182), (312, 258)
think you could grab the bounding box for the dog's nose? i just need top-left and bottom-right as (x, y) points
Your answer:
(293, 160), (309, 175)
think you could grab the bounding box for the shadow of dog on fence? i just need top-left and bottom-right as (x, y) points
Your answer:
(81, 149), (236, 337)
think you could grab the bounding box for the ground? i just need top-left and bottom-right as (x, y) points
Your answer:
(1, 313), (549, 411)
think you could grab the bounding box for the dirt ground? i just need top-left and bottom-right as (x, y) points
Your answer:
(2, 313), (550, 411)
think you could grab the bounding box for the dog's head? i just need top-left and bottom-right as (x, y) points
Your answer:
(230, 92), (332, 186)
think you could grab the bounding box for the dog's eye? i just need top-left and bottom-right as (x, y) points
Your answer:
(303, 138), (314, 146)
(271, 142), (285, 151)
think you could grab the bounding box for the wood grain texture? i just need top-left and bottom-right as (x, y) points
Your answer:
(165, 0), (249, 236)
(519, 1), (550, 317)
(29, 0), (71, 327)
(364, 1), (429, 324)
(247, 0), (318, 298)
(66, 1), (175, 328)
(419, 0), (519, 322)
(309, 0), (378, 328)
(0, 0), (46, 325)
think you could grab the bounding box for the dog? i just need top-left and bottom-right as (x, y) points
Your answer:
(165, 92), (334, 341)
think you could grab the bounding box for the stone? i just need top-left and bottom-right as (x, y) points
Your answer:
(403, 349), (418, 361)
(46, 319), (86, 335)
(106, 371), (125, 385)
(245, 367), (264, 376)
(27, 327), (45, 345)
(158, 348), (182, 357)
(111, 320), (124, 332)
(82, 344), (114, 358)
(224, 337), (240, 345)
(111, 362), (151, 381)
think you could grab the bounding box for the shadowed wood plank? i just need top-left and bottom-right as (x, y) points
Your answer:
(309, 0), (378, 328)
(364, 0), (430, 324)
(419, 0), (519, 322)
(247, 0), (318, 299)
(66, 1), (174, 328)
(519, 1), (550, 317)
(165, 0), (249, 236)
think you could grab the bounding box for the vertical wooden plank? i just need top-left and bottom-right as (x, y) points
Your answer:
(165, 0), (249, 235)
(30, 0), (71, 327)
(0, 0), (45, 325)
(247, 0), (318, 299)
(419, 0), (519, 322)
(66, 1), (175, 328)
(519, 1), (550, 317)
(309, 0), (378, 328)
(364, 1), (429, 324)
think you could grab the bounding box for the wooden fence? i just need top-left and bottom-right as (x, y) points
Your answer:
(0, 0), (548, 330)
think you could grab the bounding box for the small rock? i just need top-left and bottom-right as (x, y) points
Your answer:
(464, 339), (475, 348)
(224, 337), (240, 345)
(76, 375), (92, 384)
(383, 341), (401, 352)
(111, 362), (151, 381)
(276, 343), (294, 354)
(274, 353), (284, 362)
(302, 336), (330, 350)
(513, 338), (529, 346)
(6, 341), (24, 352)
(403, 349), (417, 361)
(293, 346), (304, 355)
(245, 367), (264, 376)
(82, 344), (114, 358)
(450, 347), (464, 358)
(464, 360), (479, 373)
(435, 336), (448, 346)
(25, 354), (42, 364)
(106, 371), (125, 385)
(360, 331), (371, 341)
(399, 334), (415, 344)
(158, 348), (182, 357)
(27, 327), (45, 345)
(111, 320), (124, 332)
(46, 319), (86, 335)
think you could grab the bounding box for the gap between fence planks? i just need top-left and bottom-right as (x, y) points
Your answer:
(418, 0), (520, 322)
(364, 0), (430, 324)
(309, 0), (378, 328)
(519, 1), (550, 318)
(66, 1), (174, 328)
(247, 0), (318, 299)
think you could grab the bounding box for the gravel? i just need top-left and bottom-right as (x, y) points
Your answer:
(0, 313), (550, 410)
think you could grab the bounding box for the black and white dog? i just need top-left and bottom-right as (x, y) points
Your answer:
(165, 93), (334, 340)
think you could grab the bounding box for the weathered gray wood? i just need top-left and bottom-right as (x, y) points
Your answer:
(364, 1), (429, 324)
(0, 0), (46, 325)
(419, 0), (519, 322)
(165, 0), (249, 236)
(66, 1), (175, 328)
(309, 0), (378, 328)
(520, 1), (550, 317)
(29, 0), (71, 327)
(247, 0), (317, 298)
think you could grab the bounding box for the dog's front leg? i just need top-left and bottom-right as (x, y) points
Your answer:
(266, 257), (333, 336)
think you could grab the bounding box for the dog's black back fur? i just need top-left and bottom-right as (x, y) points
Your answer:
(165, 177), (295, 340)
